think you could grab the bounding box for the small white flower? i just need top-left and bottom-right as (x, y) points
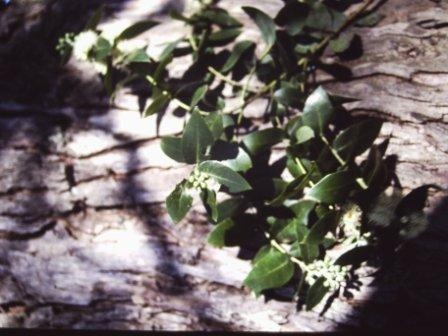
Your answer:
(306, 257), (348, 291)
(73, 30), (98, 61)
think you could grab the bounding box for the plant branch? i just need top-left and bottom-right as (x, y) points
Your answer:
(265, 232), (307, 271)
(311, 0), (377, 57)
(208, 66), (247, 89)
(320, 135), (369, 190)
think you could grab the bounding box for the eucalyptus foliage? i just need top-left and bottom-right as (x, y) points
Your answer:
(63, 0), (437, 311)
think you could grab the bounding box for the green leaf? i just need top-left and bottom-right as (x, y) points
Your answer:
(182, 112), (215, 164)
(333, 119), (383, 161)
(302, 86), (333, 134)
(242, 6), (276, 57)
(355, 12), (384, 27)
(243, 248), (295, 296)
(170, 10), (192, 23)
(159, 39), (182, 61)
(271, 216), (308, 243)
(295, 125), (315, 144)
(242, 128), (285, 156)
(306, 277), (329, 311)
(269, 168), (313, 207)
(225, 148), (252, 172)
(273, 83), (300, 107)
(166, 181), (193, 223)
(211, 140), (252, 173)
(274, 1), (308, 36)
(216, 196), (247, 222)
(289, 200), (316, 239)
(201, 188), (218, 222)
(161, 137), (185, 163)
(223, 148), (252, 173)
(306, 171), (354, 204)
(207, 219), (235, 248)
(153, 53), (173, 83)
(198, 8), (242, 27)
(190, 84), (208, 107)
(286, 115), (303, 137)
(205, 113), (224, 140)
(315, 204), (330, 219)
(330, 32), (355, 54)
(209, 28), (241, 44)
(116, 20), (159, 41)
(294, 42), (319, 56)
(290, 242), (318, 264)
(268, 217), (289, 238)
(306, 3), (345, 32)
(222, 40), (254, 73)
(252, 245), (271, 265)
(198, 160), (251, 193)
(91, 37), (111, 61)
(286, 156), (305, 178)
(85, 5), (104, 30)
(305, 211), (338, 245)
(124, 49), (150, 63)
(222, 115), (234, 128)
(143, 91), (170, 117)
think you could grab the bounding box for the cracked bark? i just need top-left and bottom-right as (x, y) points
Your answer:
(0, 0), (447, 332)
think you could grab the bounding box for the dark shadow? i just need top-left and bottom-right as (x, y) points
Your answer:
(333, 191), (448, 331)
(336, 34), (363, 61)
(316, 61), (353, 82)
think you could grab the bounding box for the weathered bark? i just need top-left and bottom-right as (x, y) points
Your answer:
(321, 0), (448, 192)
(0, 0), (446, 331)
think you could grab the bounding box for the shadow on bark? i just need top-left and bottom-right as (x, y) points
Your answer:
(0, 0), (236, 330)
(332, 192), (448, 332)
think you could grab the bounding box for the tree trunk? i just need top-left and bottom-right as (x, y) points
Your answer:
(0, 0), (446, 331)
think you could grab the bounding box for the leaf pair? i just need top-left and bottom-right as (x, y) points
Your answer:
(161, 112), (214, 164)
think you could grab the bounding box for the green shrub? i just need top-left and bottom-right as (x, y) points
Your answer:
(63, 0), (436, 311)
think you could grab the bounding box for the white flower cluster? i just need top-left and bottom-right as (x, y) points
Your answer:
(56, 32), (75, 54)
(186, 170), (220, 192)
(306, 258), (348, 291)
(72, 30), (99, 61)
